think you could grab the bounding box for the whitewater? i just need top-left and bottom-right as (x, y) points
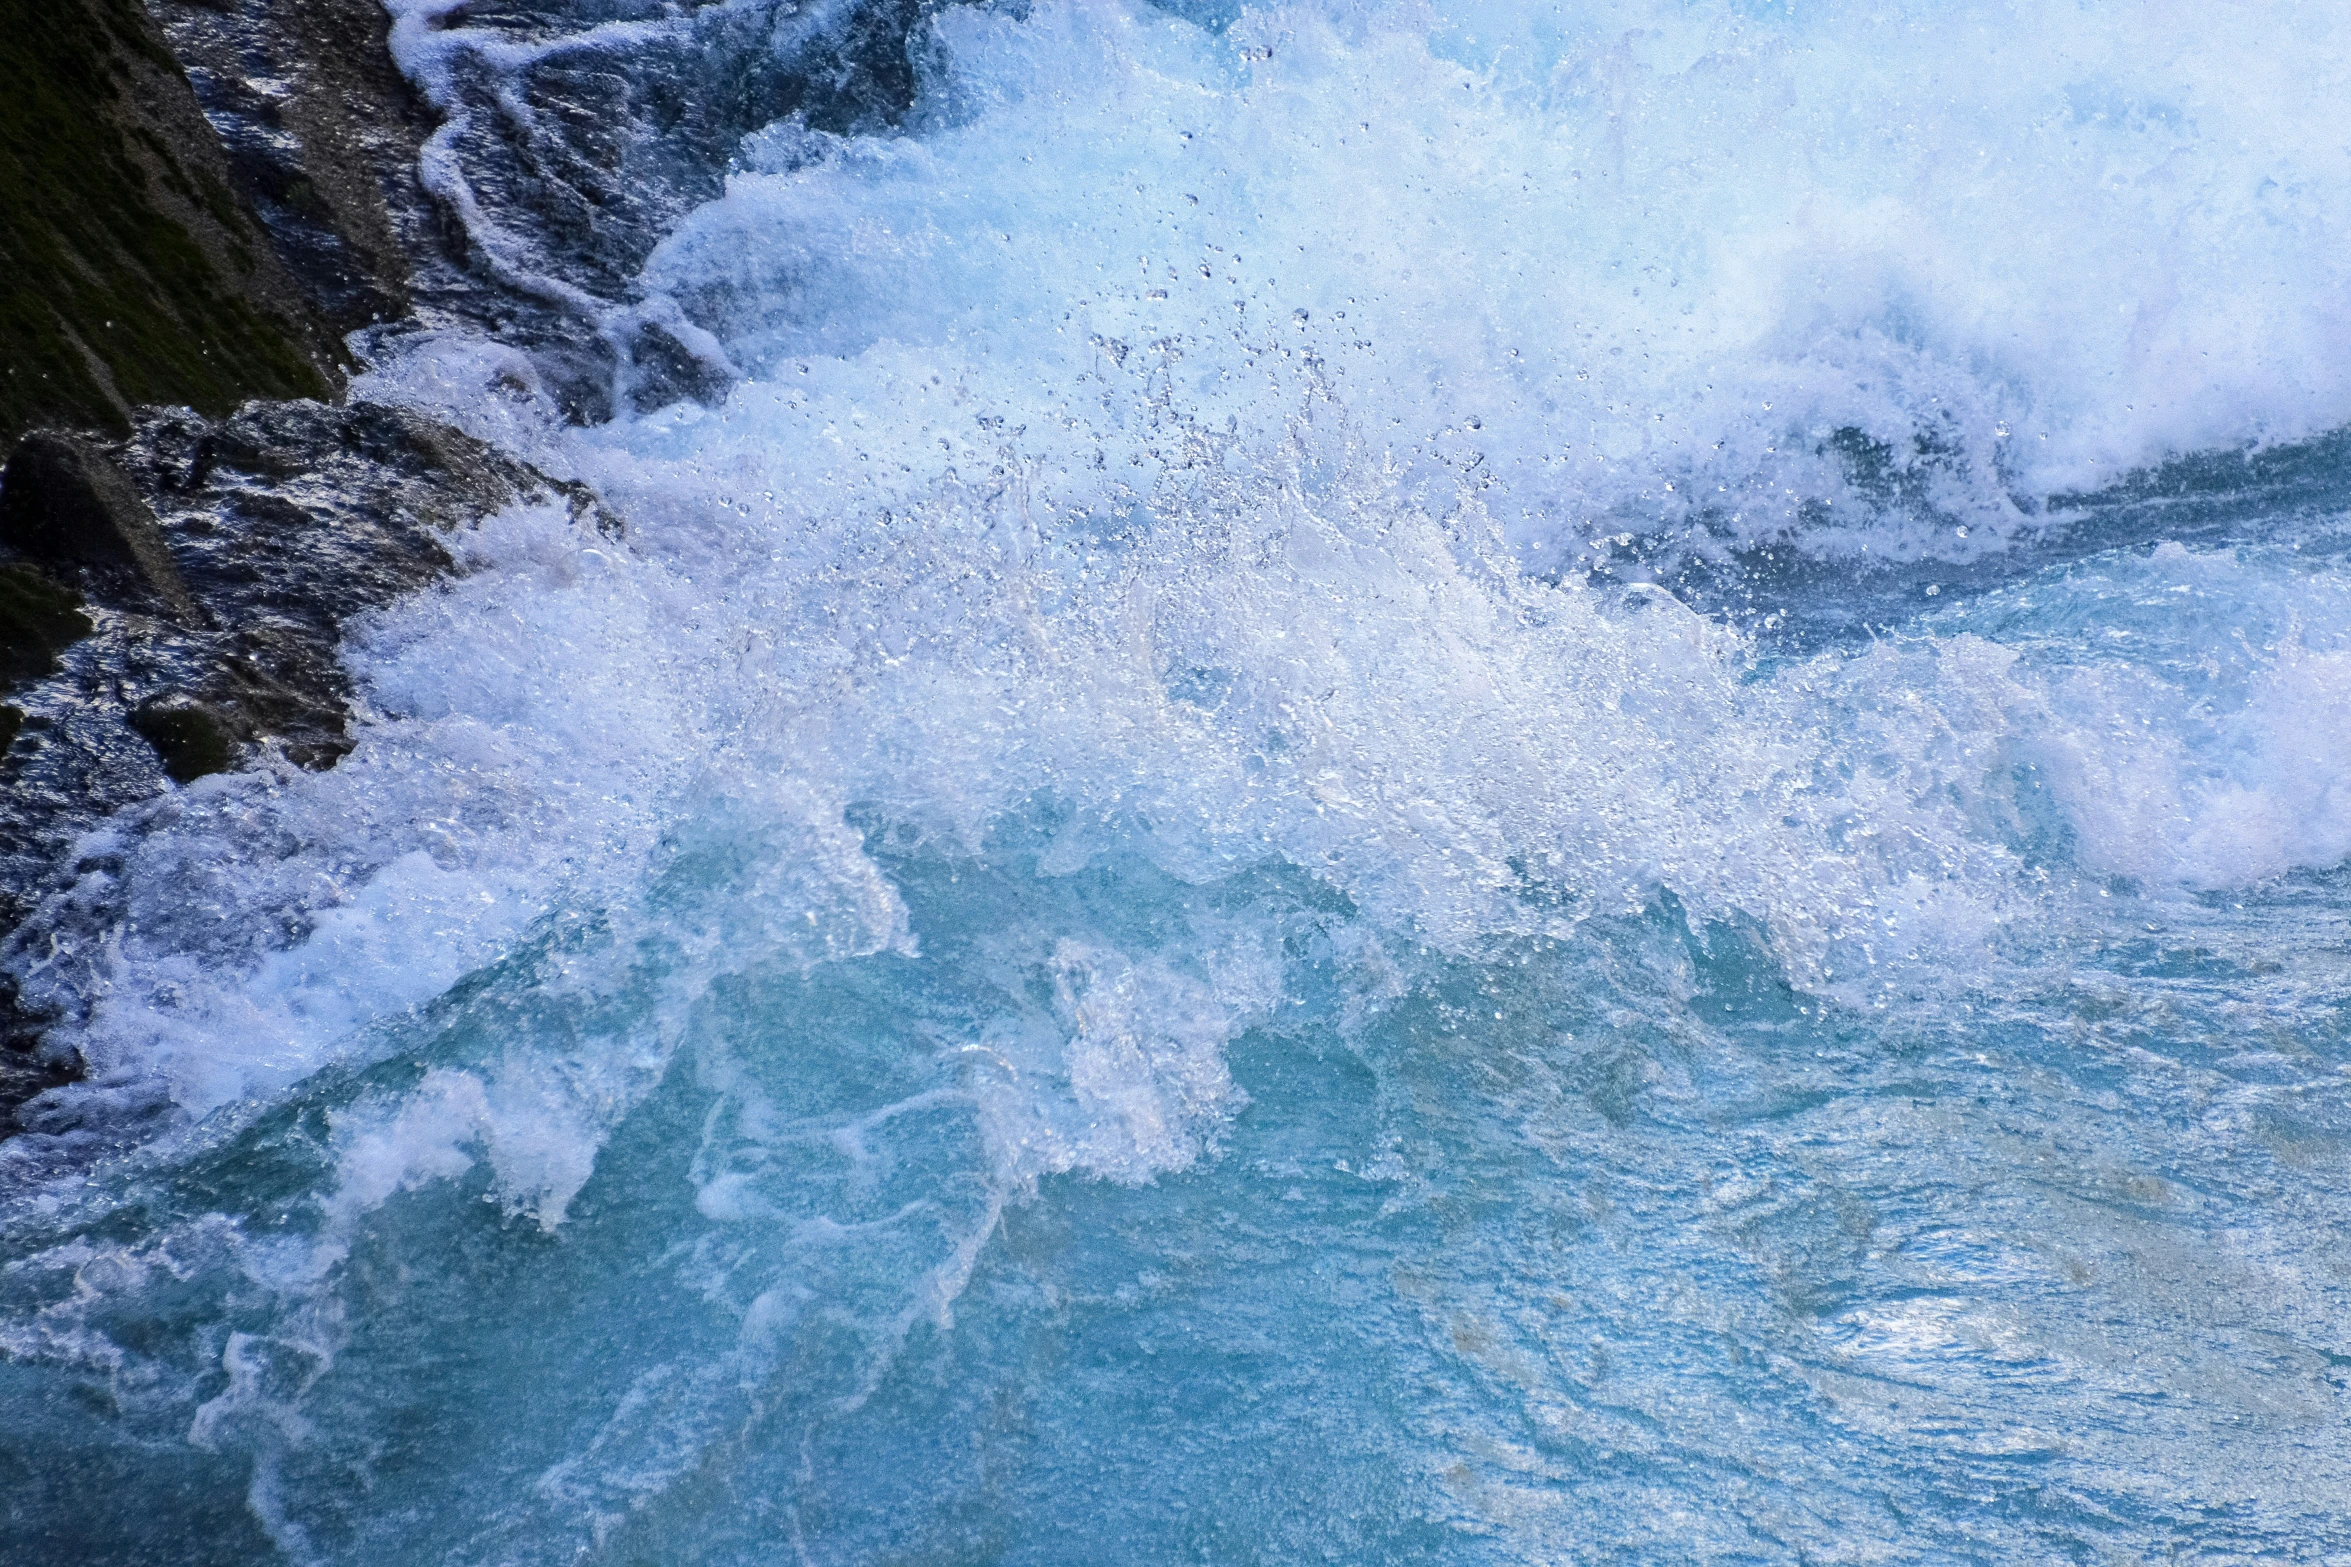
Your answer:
(7, 0), (2351, 1560)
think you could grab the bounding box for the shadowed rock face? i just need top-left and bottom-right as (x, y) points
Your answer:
(0, 0), (342, 442)
(0, 569), (90, 695)
(0, 432), (200, 620)
(0, 566), (91, 783)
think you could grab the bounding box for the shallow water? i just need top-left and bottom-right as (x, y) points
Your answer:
(7, 2), (2351, 1561)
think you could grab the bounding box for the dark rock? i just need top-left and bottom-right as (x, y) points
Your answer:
(278, 0), (932, 423)
(0, 563), (93, 688)
(130, 402), (503, 767)
(0, 396), (620, 1130)
(0, 0), (945, 1151)
(0, 980), (74, 1126)
(0, 0), (340, 443)
(0, 397), (611, 923)
(132, 396), (616, 771)
(147, 0), (446, 336)
(626, 321), (738, 414)
(128, 692), (237, 783)
(0, 0), (677, 1142)
(0, 431), (199, 619)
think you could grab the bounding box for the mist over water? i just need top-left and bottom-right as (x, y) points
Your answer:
(8, 2), (2351, 1561)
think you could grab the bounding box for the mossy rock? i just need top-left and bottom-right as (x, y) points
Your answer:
(0, 563), (91, 688)
(0, 0), (337, 442)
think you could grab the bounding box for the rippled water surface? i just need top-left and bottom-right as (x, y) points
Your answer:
(8, 2), (2351, 1561)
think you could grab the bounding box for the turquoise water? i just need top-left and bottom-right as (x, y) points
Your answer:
(8, 2), (2351, 1561)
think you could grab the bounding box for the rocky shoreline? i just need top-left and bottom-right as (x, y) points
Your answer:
(0, 0), (591, 1129)
(0, 0), (936, 1136)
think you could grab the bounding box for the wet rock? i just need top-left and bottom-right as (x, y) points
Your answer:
(0, 401), (610, 914)
(0, 431), (199, 619)
(270, 0), (936, 422)
(147, 0), (447, 337)
(0, 397), (615, 1132)
(127, 692), (237, 784)
(127, 395), (617, 775)
(0, 563), (92, 688)
(0, 0), (340, 444)
(417, 0), (929, 304)
(0, 983), (73, 1123)
(626, 320), (738, 414)
(0, 0), (667, 1140)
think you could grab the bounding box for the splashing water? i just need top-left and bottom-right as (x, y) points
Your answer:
(7, 2), (2351, 1562)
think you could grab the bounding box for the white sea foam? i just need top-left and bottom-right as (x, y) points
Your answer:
(13, 0), (2351, 1203)
(1957, 539), (2351, 890)
(609, 0), (2351, 552)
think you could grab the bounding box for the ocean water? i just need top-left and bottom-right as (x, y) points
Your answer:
(8, 1), (2351, 1561)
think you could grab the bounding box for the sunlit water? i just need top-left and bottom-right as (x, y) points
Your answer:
(7, 2), (2351, 1561)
